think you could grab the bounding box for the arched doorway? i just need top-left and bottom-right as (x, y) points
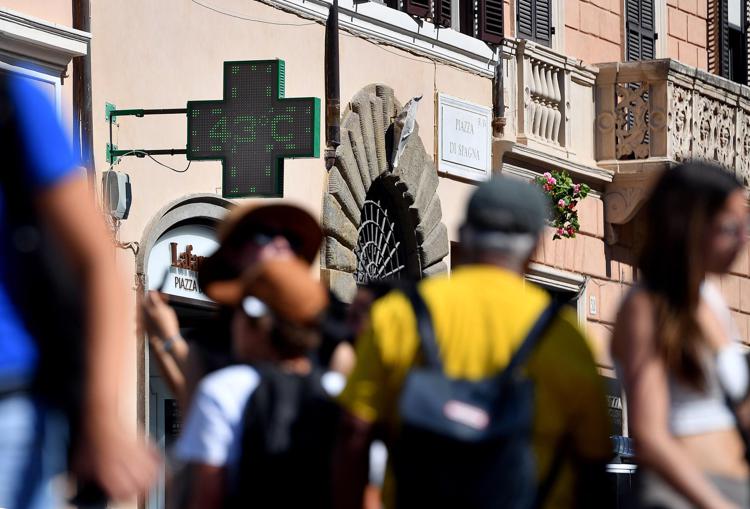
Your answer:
(136, 194), (233, 509)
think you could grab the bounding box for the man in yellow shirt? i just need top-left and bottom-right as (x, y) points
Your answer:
(333, 176), (612, 509)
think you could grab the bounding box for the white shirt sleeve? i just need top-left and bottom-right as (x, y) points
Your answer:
(174, 366), (260, 467)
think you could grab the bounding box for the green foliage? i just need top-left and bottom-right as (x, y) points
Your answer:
(534, 171), (590, 240)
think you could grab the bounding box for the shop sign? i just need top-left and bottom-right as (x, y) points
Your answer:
(147, 224), (219, 303)
(437, 94), (491, 182)
(187, 59), (321, 198)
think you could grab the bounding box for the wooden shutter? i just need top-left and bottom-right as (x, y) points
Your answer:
(515, 0), (551, 45)
(534, 0), (552, 45)
(478, 0), (504, 44)
(625, 0), (656, 61)
(404, 0), (430, 18)
(434, 0), (452, 27)
(708, 0), (720, 74)
(719, 0), (730, 78)
(517, 0), (534, 39)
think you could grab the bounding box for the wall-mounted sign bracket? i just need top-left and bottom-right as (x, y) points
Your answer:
(107, 107), (187, 164)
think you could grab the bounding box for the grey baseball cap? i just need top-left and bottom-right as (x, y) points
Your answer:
(465, 175), (549, 235)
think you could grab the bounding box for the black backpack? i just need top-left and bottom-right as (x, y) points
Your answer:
(392, 286), (564, 509)
(228, 365), (340, 509)
(0, 75), (85, 419)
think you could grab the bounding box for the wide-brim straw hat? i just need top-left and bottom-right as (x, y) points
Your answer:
(199, 202), (322, 294)
(206, 257), (328, 327)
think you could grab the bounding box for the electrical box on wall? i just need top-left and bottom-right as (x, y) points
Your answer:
(102, 170), (132, 220)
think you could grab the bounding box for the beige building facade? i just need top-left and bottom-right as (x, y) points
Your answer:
(3, 0), (750, 507)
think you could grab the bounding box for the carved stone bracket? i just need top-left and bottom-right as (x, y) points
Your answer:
(602, 162), (667, 245)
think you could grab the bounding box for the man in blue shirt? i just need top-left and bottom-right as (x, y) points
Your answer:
(0, 73), (158, 508)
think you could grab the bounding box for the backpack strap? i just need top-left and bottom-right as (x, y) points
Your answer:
(403, 284), (442, 369)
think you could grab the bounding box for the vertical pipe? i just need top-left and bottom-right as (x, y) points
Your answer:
(492, 45), (506, 136)
(324, 0), (341, 170)
(73, 0), (95, 186)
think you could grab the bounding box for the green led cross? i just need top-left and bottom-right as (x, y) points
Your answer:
(187, 60), (320, 198)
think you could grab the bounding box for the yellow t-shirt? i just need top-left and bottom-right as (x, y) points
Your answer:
(338, 265), (611, 509)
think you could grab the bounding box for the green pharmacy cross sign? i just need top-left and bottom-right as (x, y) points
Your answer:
(187, 60), (320, 198)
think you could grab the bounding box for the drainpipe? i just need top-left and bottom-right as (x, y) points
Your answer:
(492, 43), (506, 137)
(73, 0), (95, 187)
(324, 0), (340, 170)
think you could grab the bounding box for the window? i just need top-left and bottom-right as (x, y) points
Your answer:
(710, 0), (749, 85)
(626, 0), (656, 61)
(525, 263), (586, 323)
(387, 0), (504, 44)
(516, 0), (553, 46)
(727, 0), (747, 84)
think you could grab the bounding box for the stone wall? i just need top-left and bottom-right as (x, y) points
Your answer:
(667, 0), (708, 70)
(528, 193), (634, 372)
(718, 247), (750, 348)
(565, 0), (622, 66)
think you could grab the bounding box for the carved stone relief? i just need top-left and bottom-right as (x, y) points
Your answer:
(736, 111), (750, 186)
(693, 96), (736, 167)
(667, 82), (691, 162)
(615, 83), (650, 160)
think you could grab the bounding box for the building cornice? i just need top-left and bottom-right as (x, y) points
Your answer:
(0, 8), (90, 73)
(255, 0), (499, 76)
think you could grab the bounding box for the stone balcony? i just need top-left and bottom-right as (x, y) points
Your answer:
(595, 59), (750, 230)
(495, 39), (612, 184)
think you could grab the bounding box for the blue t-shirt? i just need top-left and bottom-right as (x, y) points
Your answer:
(0, 75), (80, 386)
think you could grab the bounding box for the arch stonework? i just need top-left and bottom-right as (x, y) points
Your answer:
(320, 84), (449, 302)
(136, 193), (233, 282)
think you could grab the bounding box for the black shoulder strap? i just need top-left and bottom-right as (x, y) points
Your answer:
(403, 284), (441, 369)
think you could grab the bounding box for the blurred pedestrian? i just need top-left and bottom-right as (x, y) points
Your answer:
(333, 175), (612, 509)
(140, 202), (324, 409)
(612, 161), (750, 509)
(173, 258), (340, 509)
(0, 73), (158, 507)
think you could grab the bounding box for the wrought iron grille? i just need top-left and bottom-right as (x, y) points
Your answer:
(353, 199), (406, 284)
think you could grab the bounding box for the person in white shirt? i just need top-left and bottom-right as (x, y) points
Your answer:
(173, 257), (337, 509)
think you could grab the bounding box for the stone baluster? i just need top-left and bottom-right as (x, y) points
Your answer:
(532, 61), (543, 138)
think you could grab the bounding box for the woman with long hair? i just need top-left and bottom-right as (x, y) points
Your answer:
(613, 161), (750, 509)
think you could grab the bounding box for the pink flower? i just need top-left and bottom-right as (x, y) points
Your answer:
(556, 228), (565, 236)
(567, 226), (576, 235)
(543, 172), (552, 179)
(543, 183), (552, 192)
(569, 201), (577, 210)
(547, 177), (557, 186)
(573, 184), (581, 194)
(557, 199), (565, 208)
